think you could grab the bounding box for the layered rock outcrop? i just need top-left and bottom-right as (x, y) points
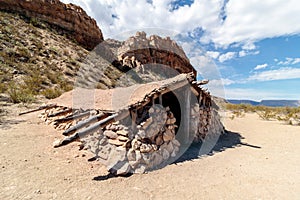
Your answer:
(0, 0), (103, 50)
(117, 31), (196, 76)
(75, 33), (197, 88)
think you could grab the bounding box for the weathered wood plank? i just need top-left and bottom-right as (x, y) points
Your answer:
(62, 113), (107, 136)
(19, 104), (57, 116)
(54, 110), (91, 124)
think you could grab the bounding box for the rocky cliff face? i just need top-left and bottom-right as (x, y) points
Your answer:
(74, 32), (197, 89)
(117, 31), (196, 76)
(0, 0), (103, 50)
(0, 1), (197, 102)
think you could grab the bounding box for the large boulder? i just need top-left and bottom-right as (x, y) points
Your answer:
(0, 0), (103, 50)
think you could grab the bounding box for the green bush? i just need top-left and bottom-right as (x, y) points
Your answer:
(23, 73), (44, 95)
(7, 83), (35, 103)
(42, 88), (62, 99)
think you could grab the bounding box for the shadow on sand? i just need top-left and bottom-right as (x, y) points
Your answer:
(0, 119), (26, 130)
(93, 131), (261, 181)
(174, 131), (261, 164)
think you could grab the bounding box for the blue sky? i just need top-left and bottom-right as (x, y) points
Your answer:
(61, 0), (300, 101)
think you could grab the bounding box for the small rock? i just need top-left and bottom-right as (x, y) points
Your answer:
(53, 140), (61, 147)
(148, 107), (154, 113)
(116, 162), (131, 175)
(106, 148), (127, 170)
(171, 150), (177, 157)
(132, 139), (142, 150)
(135, 150), (142, 162)
(99, 137), (108, 145)
(34, 189), (42, 194)
(117, 135), (129, 142)
(104, 130), (118, 139)
(116, 129), (129, 136)
(172, 139), (180, 147)
(137, 129), (146, 138)
(140, 117), (153, 129)
(108, 139), (125, 146)
(165, 141), (174, 154)
(134, 164), (146, 174)
(151, 144), (158, 151)
(162, 149), (170, 160)
(155, 134), (164, 146)
(145, 124), (160, 138)
(127, 149), (136, 161)
(110, 124), (117, 131)
(166, 117), (176, 125)
(98, 146), (111, 160)
(105, 124), (112, 130)
(140, 143), (152, 153)
(141, 153), (151, 165)
(163, 129), (174, 142)
(168, 112), (174, 118)
(12, 69), (19, 74)
(151, 152), (163, 167)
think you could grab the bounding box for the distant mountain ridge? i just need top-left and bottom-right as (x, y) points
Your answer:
(227, 99), (300, 107)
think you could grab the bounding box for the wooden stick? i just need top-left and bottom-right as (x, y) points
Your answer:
(62, 113), (107, 136)
(19, 104), (57, 116)
(54, 110), (130, 147)
(54, 111), (91, 124)
(47, 108), (73, 118)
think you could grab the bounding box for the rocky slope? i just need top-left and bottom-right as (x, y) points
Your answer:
(0, 0), (103, 50)
(0, 11), (125, 102)
(0, 0), (196, 103)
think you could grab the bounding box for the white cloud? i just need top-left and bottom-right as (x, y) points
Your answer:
(222, 88), (300, 101)
(218, 52), (236, 62)
(242, 41), (256, 50)
(190, 55), (221, 79)
(254, 63), (268, 70)
(249, 67), (300, 81)
(209, 78), (235, 86)
(293, 58), (300, 64)
(176, 38), (223, 80)
(61, 0), (300, 49)
(206, 51), (220, 59)
(278, 57), (300, 65)
(238, 50), (246, 57)
(238, 50), (260, 58)
(206, 0), (300, 47)
(61, 0), (223, 39)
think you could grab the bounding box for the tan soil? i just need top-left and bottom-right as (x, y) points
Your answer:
(0, 105), (299, 200)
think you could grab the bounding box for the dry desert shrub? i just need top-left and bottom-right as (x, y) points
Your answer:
(225, 103), (300, 125)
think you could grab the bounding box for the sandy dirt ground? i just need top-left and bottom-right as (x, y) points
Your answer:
(0, 105), (299, 200)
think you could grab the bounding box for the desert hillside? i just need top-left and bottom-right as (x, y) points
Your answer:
(0, 0), (196, 104)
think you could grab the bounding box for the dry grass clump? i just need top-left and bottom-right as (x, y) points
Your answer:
(225, 103), (300, 126)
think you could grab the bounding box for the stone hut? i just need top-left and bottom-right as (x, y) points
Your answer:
(33, 73), (225, 175)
